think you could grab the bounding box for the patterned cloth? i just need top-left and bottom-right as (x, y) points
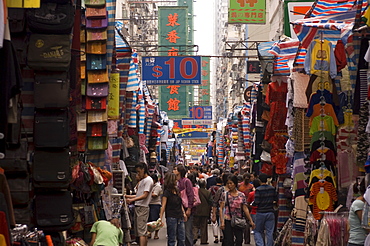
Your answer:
(106, 0), (116, 71)
(277, 177), (292, 230)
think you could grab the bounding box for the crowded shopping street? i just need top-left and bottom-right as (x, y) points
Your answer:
(3, 0), (370, 245)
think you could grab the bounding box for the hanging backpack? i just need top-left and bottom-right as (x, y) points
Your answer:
(27, 2), (75, 34)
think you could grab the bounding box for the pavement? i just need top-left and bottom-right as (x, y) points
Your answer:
(144, 220), (256, 246)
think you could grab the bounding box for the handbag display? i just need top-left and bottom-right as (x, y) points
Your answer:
(27, 2), (75, 34)
(33, 148), (71, 188)
(86, 29), (107, 41)
(34, 190), (74, 231)
(86, 41), (107, 54)
(6, 174), (30, 205)
(87, 136), (108, 150)
(86, 54), (107, 70)
(28, 34), (71, 71)
(87, 110), (108, 123)
(87, 122), (107, 137)
(86, 97), (107, 110)
(8, 8), (26, 34)
(34, 72), (70, 108)
(226, 192), (247, 229)
(86, 82), (108, 97)
(34, 109), (70, 148)
(86, 15), (108, 29)
(85, 0), (106, 7)
(85, 7), (106, 19)
(87, 70), (109, 83)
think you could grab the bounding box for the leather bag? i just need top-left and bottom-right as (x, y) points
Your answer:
(226, 192), (247, 229)
(34, 72), (70, 108)
(28, 34), (71, 71)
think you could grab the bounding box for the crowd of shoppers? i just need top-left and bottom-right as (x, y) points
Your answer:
(105, 162), (280, 246)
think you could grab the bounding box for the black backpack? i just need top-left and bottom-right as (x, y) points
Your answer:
(27, 2), (75, 34)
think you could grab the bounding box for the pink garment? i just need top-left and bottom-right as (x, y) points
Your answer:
(291, 72), (310, 108)
(337, 151), (360, 188)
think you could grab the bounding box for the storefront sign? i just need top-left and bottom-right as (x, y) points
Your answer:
(142, 56), (201, 85)
(177, 131), (210, 139)
(247, 61), (261, 73)
(228, 0), (266, 24)
(160, 85), (190, 118)
(181, 119), (213, 125)
(283, 0), (314, 38)
(158, 6), (188, 55)
(189, 106), (212, 119)
(108, 72), (120, 119)
(199, 57), (211, 105)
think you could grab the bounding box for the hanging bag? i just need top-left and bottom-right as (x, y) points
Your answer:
(27, 2), (75, 34)
(226, 192), (247, 229)
(28, 34), (71, 71)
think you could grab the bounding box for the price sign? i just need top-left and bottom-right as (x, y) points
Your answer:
(189, 106), (212, 119)
(142, 56), (201, 85)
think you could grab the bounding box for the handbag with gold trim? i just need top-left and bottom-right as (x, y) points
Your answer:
(87, 70), (109, 83)
(86, 7), (106, 19)
(86, 41), (106, 54)
(86, 29), (107, 41)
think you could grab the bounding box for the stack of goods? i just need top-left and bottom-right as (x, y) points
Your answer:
(25, 0), (75, 232)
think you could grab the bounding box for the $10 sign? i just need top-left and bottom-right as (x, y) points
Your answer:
(142, 56), (201, 85)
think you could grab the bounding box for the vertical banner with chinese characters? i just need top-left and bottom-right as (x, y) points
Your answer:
(228, 0), (266, 24)
(158, 6), (191, 119)
(199, 57), (210, 105)
(158, 6), (188, 55)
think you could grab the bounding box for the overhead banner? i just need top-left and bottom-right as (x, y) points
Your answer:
(158, 6), (188, 55)
(142, 56), (201, 85)
(160, 85), (190, 119)
(228, 0), (266, 24)
(199, 57), (210, 105)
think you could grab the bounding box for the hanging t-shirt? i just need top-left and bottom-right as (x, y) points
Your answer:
(309, 103), (339, 127)
(309, 115), (337, 136)
(309, 181), (337, 220)
(310, 148), (337, 165)
(310, 131), (335, 150)
(304, 39), (337, 79)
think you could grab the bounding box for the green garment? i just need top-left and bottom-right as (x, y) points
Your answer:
(309, 131), (335, 150)
(309, 115), (336, 136)
(90, 220), (123, 246)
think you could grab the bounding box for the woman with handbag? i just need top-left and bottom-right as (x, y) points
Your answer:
(219, 175), (255, 246)
(159, 173), (187, 246)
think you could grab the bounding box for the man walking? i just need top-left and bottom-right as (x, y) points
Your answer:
(125, 162), (153, 246)
(253, 173), (277, 246)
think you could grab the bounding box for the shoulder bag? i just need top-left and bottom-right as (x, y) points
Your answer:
(226, 192), (247, 229)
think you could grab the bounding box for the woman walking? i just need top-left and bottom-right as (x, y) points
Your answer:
(159, 173), (187, 246)
(219, 175), (255, 246)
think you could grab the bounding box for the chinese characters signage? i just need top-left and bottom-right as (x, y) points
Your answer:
(228, 0), (266, 24)
(158, 6), (191, 119)
(199, 57), (210, 105)
(158, 6), (188, 55)
(142, 56), (201, 85)
(160, 85), (190, 118)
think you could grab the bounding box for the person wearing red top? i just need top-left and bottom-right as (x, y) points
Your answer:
(247, 179), (261, 233)
(238, 173), (254, 244)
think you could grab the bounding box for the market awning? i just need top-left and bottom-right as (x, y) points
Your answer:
(257, 41), (275, 75)
(291, 0), (368, 48)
